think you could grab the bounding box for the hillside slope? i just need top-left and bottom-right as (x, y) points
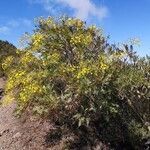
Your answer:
(0, 78), (54, 150)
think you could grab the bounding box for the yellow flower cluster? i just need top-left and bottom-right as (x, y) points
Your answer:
(46, 18), (54, 25)
(32, 33), (44, 49)
(70, 33), (92, 46)
(2, 56), (14, 70)
(97, 55), (109, 71)
(43, 52), (60, 66)
(20, 52), (34, 63)
(19, 90), (29, 102)
(6, 70), (26, 91)
(77, 67), (91, 79)
(88, 25), (96, 31)
(3, 92), (15, 105)
(48, 52), (60, 63)
(77, 68), (90, 79)
(61, 64), (77, 77)
(19, 82), (42, 102)
(66, 18), (84, 28)
(99, 62), (108, 70)
(65, 65), (76, 73)
(5, 68), (43, 104)
(15, 71), (26, 78)
(113, 51), (127, 59)
(45, 18), (57, 29)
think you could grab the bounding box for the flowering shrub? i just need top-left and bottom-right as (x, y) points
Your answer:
(3, 17), (150, 148)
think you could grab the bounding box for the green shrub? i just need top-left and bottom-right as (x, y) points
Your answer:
(3, 17), (150, 148)
(0, 40), (16, 77)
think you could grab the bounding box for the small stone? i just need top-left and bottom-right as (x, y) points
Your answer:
(0, 88), (4, 95)
(13, 132), (21, 139)
(145, 139), (150, 145)
(0, 129), (9, 137)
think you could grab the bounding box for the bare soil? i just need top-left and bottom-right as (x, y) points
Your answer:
(0, 78), (55, 150)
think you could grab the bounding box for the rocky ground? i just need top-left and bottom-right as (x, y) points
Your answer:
(0, 78), (56, 150)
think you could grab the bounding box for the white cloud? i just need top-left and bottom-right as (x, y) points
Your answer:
(59, 0), (108, 20)
(0, 26), (10, 34)
(28, 0), (108, 20)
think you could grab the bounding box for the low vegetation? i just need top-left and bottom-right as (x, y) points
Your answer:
(1, 17), (150, 149)
(0, 40), (16, 77)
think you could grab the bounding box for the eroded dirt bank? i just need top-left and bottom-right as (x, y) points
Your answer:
(0, 78), (55, 150)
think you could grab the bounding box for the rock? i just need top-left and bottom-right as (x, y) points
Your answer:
(0, 95), (2, 100)
(13, 132), (22, 139)
(0, 88), (4, 95)
(145, 138), (150, 145)
(0, 88), (4, 101)
(0, 129), (9, 137)
(144, 139), (150, 150)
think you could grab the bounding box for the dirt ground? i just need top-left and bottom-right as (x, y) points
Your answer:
(0, 78), (57, 150)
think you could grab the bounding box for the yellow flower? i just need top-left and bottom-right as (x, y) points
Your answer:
(113, 51), (127, 59)
(70, 33), (92, 46)
(43, 52), (60, 66)
(3, 92), (15, 105)
(75, 19), (84, 28)
(32, 33), (44, 49)
(100, 63), (108, 70)
(2, 56), (14, 70)
(20, 52), (35, 64)
(89, 25), (96, 31)
(77, 67), (91, 79)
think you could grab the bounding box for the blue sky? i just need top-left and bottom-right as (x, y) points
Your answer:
(0, 0), (150, 56)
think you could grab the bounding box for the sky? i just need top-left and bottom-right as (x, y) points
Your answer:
(0, 0), (150, 56)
